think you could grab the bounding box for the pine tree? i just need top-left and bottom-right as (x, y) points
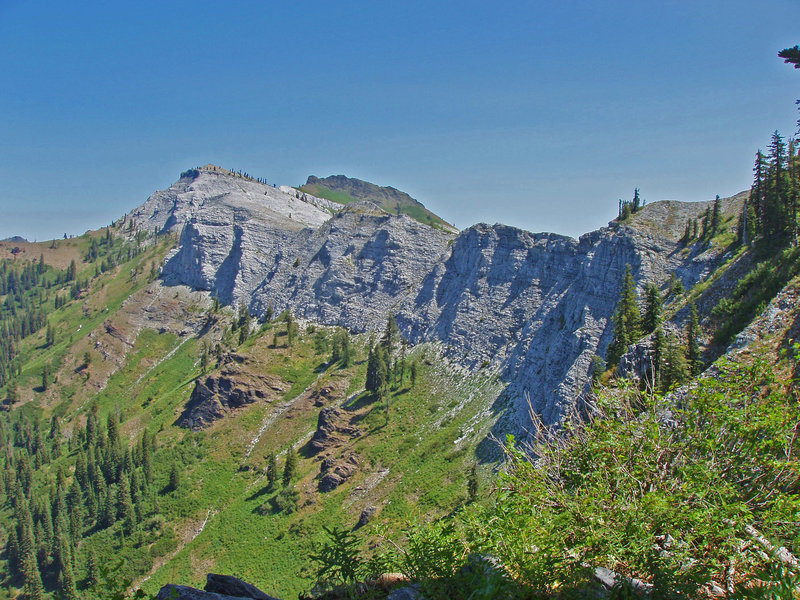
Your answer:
(701, 207), (710, 238)
(366, 344), (389, 395)
(20, 522), (44, 600)
(282, 448), (297, 487)
(118, 473), (136, 533)
(466, 464), (479, 503)
(381, 315), (399, 358)
(650, 327), (666, 392)
(85, 546), (99, 588)
(266, 452), (277, 489)
(606, 265), (641, 366)
(711, 195), (721, 237)
(687, 302), (702, 376)
(662, 333), (690, 391)
(168, 464), (181, 492)
(642, 283), (663, 335)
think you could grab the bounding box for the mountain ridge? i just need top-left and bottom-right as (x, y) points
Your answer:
(129, 167), (745, 435)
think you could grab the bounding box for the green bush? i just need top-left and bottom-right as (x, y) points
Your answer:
(343, 353), (800, 598)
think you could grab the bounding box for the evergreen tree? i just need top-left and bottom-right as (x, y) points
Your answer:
(381, 315), (399, 357)
(711, 195), (721, 237)
(168, 464), (181, 492)
(466, 464), (479, 503)
(606, 265), (641, 366)
(282, 448), (297, 487)
(142, 432), (153, 487)
(650, 326), (666, 392)
(642, 283), (663, 335)
(85, 546), (99, 589)
(366, 344), (389, 395)
(687, 302), (702, 376)
(20, 522), (44, 600)
(102, 484), (116, 528)
(266, 452), (277, 489)
(662, 333), (690, 391)
(701, 207), (710, 238)
(284, 310), (296, 346)
(779, 45), (800, 68)
(118, 473), (136, 533)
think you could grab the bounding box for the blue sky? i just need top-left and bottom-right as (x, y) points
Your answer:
(1, 1), (798, 240)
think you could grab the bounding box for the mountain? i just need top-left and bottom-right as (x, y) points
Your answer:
(0, 164), (784, 599)
(299, 174), (456, 231)
(136, 166), (744, 436)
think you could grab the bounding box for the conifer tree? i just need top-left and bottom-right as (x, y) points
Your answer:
(282, 448), (297, 487)
(606, 264), (641, 366)
(711, 195), (721, 237)
(366, 344), (389, 395)
(85, 546), (99, 589)
(466, 464), (479, 503)
(168, 464), (181, 492)
(118, 473), (136, 533)
(20, 522), (43, 600)
(642, 283), (663, 335)
(662, 333), (690, 391)
(687, 302), (702, 376)
(266, 452), (277, 489)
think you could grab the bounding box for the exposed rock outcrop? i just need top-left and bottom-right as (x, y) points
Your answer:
(156, 573), (281, 600)
(319, 453), (359, 492)
(179, 359), (287, 429)
(134, 167), (744, 435)
(309, 407), (360, 454)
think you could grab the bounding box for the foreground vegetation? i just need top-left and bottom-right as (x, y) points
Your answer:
(318, 350), (799, 599)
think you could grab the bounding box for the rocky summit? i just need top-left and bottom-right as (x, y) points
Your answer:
(130, 165), (743, 434)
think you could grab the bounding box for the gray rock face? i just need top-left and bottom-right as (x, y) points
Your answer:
(319, 453), (359, 492)
(156, 573), (281, 600)
(178, 360), (287, 429)
(137, 168), (735, 433)
(309, 407), (359, 454)
(205, 574), (279, 600)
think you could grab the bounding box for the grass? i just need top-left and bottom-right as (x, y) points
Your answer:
(0, 225), (504, 600)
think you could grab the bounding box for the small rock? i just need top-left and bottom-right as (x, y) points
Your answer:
(356, 505), (378, 528)
(205, 573), (280, 600)
(386, 585), (421, 600)
(155, 584), (249, 600)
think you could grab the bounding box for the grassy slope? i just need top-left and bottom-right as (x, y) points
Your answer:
(299, 182), (453, 230)
(140, 330), (504, 598)
(0, 227), (505, 599)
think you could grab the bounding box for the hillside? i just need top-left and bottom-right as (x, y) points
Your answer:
(299, 175), (456, 232)
(0, 162), (798, 600)
(147, 167), (747, 437)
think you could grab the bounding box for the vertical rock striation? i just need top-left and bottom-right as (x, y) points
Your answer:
(136, 166), (735, 435)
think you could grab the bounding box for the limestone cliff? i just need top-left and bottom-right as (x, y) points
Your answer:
(133, 166), (741, 434)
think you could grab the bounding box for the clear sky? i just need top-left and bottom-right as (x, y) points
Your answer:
(1, 1), (798, 241)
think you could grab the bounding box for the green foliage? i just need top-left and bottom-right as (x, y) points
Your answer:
(606, 264), (641, 366)
(330, 328), (352, 367)
(686, 302), (702, 376)
(271, 487), (299, 514)
(712, 245), (800, 345)
(310, 526), (367, 586)
(339, 353), (800, 598)
(282, 448), (298, 487)
(642, 283), (663, 335)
